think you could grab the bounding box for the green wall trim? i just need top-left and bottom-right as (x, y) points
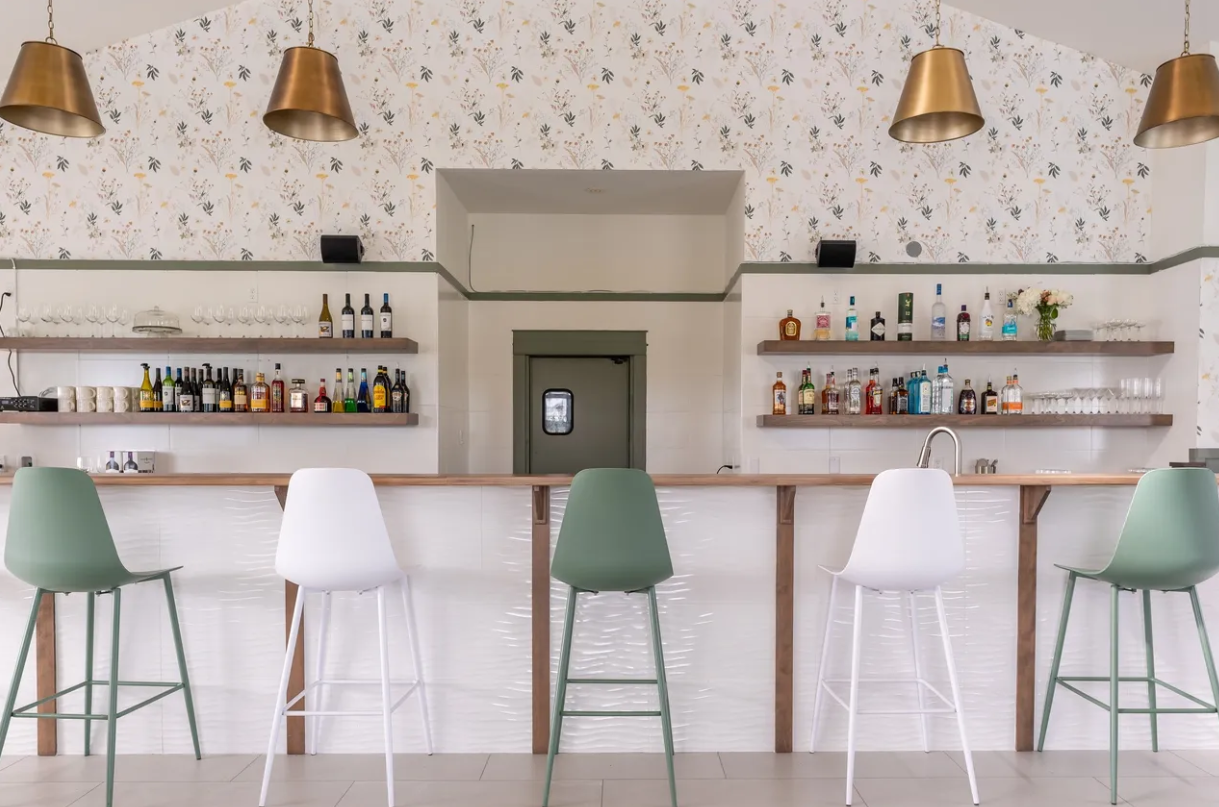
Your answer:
(11, 259), (442, 273)
(468, 291), (724, 302)
(513, 330), (648, 356)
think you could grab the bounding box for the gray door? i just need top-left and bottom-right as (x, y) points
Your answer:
(529, 356), (631, 474)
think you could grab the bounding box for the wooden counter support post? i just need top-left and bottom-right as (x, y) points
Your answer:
(35, 594), (56, 755)
(532, 485), (552, 754)
(775, 485), (796, 753)
(274, 485), (306, 755)
(1017, 484), (1051, 752)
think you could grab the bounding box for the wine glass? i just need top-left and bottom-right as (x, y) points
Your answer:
(291, 304), (307, 338)
(104, 305), (119, 337)
(212, 305), (228, 333)
(237, 305), (252, 333)
(117, 308), (130, 336)
(254, 304), (270, 336)
(40, 304), (56, 335)
(85, 304), (101, 337)
(225, 306), (236, 334)
(274, 305), (289, 336)
(191, 305), (206, 337)
(16, 306), (32, 336)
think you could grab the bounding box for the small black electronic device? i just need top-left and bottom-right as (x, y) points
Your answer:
(0, 396), (57, 412)
(320, 234), (365, 264)
(815, 239), (857, 268)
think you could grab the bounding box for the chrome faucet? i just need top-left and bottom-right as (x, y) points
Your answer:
(916, 426), (962, 477)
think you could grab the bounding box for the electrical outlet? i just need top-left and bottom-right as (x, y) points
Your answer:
(248, 286), (258, 303)
(458, 428), (465, 445)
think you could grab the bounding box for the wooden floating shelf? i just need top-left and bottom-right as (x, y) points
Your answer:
(756, 414), (1172, 428)
(0, 412), (418, 427)
(757, 340), (1174, 356)
(0, 337), (418, 354)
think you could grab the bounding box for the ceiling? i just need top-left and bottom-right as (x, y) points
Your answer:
(440, 169), (744, 214)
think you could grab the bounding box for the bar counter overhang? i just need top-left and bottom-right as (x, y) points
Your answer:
(0, 472), (1211, 758)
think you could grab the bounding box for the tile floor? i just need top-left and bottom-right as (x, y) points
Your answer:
(3, 750), (1219, 806)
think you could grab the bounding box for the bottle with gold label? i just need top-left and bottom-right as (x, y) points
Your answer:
(250, 372), (270, 413)
(139, 363), (154, 412)
(772, 372), (787, 415)
(779, 309), (801, 340)
(814, 298), (831, 341)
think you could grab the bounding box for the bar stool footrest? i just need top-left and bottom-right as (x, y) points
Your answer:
(10, 680), (184, 720)
(561, 710), (663, 717)
(1055, 675), (1217, 713)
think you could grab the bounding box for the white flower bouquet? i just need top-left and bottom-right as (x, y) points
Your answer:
(1015, 288), (1074, 340)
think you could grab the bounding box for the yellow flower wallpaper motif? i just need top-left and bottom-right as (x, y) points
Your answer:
(0, 0), (1149, 264)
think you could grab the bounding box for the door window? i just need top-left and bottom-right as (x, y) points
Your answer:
(541, 388), (574, 435)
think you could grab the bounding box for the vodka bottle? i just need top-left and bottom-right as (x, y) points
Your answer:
(931, 283), (947, 340)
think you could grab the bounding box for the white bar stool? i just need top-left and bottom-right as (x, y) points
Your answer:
(809, 468), (979, 805)
(259, 468), (433, 807)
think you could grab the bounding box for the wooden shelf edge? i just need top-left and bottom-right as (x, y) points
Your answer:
(0, 337), (419, 354)
(757, 340), (1174, 356)
(756, 414), (1172, 428)
(0, 412), (419, 426)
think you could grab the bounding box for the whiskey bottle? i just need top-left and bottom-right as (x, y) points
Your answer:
(958, 379), (977, 414)
(250, 372), (270, 413)
(844, 368), (863, 415)
(981, 379), (999, 414)
(233, 370), (249, 412)
(895, 378), (910, 414)
(822, 371), (841, 415)
(779, 309), (801, 341)
(271, 363), (285, 413)
(772, 372), (787, 416)
(888, 377), (900, 414)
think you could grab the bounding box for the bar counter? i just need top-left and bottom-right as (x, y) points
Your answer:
(0, 472), (1206, 760)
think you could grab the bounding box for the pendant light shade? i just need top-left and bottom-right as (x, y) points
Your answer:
(0, 40), (103, 138)
(264, 46), (356, 142)
(1134, 53), (1219, 148)
(889, 47), (984, 144)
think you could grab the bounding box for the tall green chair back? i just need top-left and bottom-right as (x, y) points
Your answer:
(551, 468), (674, 592)
(4, 467), (130, 593)
(1098, 467), (1219, 590)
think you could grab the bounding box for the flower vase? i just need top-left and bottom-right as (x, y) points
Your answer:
(1036, 311), (1055, 341)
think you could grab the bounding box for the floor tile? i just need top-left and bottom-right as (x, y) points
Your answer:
(0, 754), (258, 783)
(602, 777), (854, 807)
(944, 750), (1209, 779)
(336, 779), (602, 807)
(718, 750), (963, 779)
(235, 754), (490, 783)
(1170, 751), (1219, 776)
(480, 752), (724, 781)
(0, 782), (98, 807)
(854, 776), (1115, 807)
(1120, 776), (1219, 805)
(71, 781), (353, 807)
(0, 758), (22, 773)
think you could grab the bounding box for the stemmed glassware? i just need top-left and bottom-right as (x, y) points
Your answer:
(291, 304), (308, 337)
(105, 305), (119, 337)
(85, 304), (101, 337)
(237, 306), (253, 333)
(117, 308), (130, 336)
(212, 305), (228, 333)
(274, 305), (289, 336)
(254, 305), (270, 336)
(191, 305), (207, 336)
(15, 307), (31, 336)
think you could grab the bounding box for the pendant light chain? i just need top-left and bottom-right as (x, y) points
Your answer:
(934, 0), (942, 48)
(1183, 0), (1191, 56)
(45, 0), (56, 45)
(307, 0), (315, 48)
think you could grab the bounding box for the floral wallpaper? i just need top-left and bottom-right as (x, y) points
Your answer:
(0, 0), (1152, 264)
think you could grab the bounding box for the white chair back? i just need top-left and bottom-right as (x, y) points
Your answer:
(276, 468), (401, 591)
(838, 468), (964, 591)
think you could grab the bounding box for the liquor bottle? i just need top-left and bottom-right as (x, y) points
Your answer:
(250, 371), (270, 412)
(357, 368), (372, 413)
(332, 368), (345, 413)
(380, 294), (393, 338)
(897, 293), (914, 341)
(341, 293), (355, 338)
(391, 369), (406, 413)
(772, 372), (787, 415)
(981, 379), (999, 414)
(814, 298), (831, 341)
(163, 366), (176, 413)
(908, 371), (920, 414)
(795, 369), (806, 414)
(319, 293), (333, 338)
(1000, 375), (1013, 414)
(888, 378), (900, 414)
(958, 379), (977, 414)
(360, 294), (374, 338)
(779, 309), (801, 340)
(191, 368), (200, 406)
(802, 367), (817, 415)
(931, 283), (947, 340)
(344, 368), (357, 413)
(1002, 294), (1018, 340)
(845, 296), (859, 341)
(895, 377), (910, 414)
(139, 363), (154, 412)
(844, 368), (863, 414)
(372, 366), (389, 413)
(123, 451), (139, 473)
(201, 364), (218, 412)
(219, 367), (233, 412)
(176, 368), (193, 413)
(314, 378), (332, 412)
(105, 451), (121, 473)
(956, 305), (971, 341)
(870, 311), (885, 341)
(271, 363), (285, 413)
(1010, 372), (1024, 415)
(979, 288), (995, 341)
(398, 370), (411, 413)
(916, 369), (932, 415)
(822, 370), (841, 415)
(152, 366), (163, 412)
(937, 363), (954, 414)
(865, 368), (882, 414)
(233, 370), (249, 413)
(931, 365), (944, 414)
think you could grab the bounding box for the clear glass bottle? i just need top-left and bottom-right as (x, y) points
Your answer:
(931, 365), (943, 414)
(938, 363), (954, 414)
(979, 288), (995, 341)
(931, 283), (947, 340)
(822, 370), (841, 414)
(1010, 372), (1024, 415)
(1002, 294), (1018, 340)
(122, 451), (139, 473)
(105, 451), (121, 473)
(814, 298), (831, 341)
(288, 378), (308, 412)
(332, 368), (345, 413)
(845, 368), (863, 415)
(1000, 375), (1013, 414)
(250, 371), (270, 413)
(845, 296), (859, 341)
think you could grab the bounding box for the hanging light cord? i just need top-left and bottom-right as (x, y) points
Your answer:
(1183, 0), (1191, 56)
(307, 0), (315, 48)
(45, 0), (56, 44)
(933, 0), (942, 48)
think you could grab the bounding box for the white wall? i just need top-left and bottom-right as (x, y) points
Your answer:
(466, 214), (726, 293)
(437, 277), (469, 473)
(435, 174), (471, 287)
(4, 269), (440, 473)
(467, 300), (724, 474)
(721, 280), (743, 470)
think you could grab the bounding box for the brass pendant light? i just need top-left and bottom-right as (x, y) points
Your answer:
(264, 0), (357, 142)
(0, 0), (104, 138)
(889, 0), (984, 144)
(1135, 0), (1219, 148)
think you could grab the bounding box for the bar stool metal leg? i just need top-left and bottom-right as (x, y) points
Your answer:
(648, 586), (677, 807)
(400, 576), (433, 755)
(809, 575), (838, 753)
(844, 584), (863, 807)
(907, 591), (930, 753)
(1038, 572), (1077, 752)
(84, 592), (95, 757)
(1142, 589), (1158, 752)
(260, 584), (305, 807)
(163, 576), (201, 760)
(934, 587), (978, 805)
(310, 591), (332, 755)
(105, 588), (122, 807)
(1109, 584), (1120, 805)
(542, 587), (578, 807)
(376, 586), (396, 807)
(1189, 587), (1219, 729)
(0, 589), (43, 759)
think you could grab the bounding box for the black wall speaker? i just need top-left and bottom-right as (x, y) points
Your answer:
(320, 234), (365, 264)
(815, 239), (856, 268)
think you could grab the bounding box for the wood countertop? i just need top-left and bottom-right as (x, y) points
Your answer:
(0, 472), (1154, 487)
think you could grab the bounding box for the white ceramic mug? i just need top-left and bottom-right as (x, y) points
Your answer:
(111, 386), (130, 401)
(96, 397), (114, 412)
(56, 385), (74, 399)
(77, 397), (97, 412)
(57, 395), (76, 412)
(75, 385), (96, 399)
(114, 398), (130, 412)
(96, 385), (114, 399)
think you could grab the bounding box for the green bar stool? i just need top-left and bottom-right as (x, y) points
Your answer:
(0, 467), (200, 807)
(1038, 467), (1219, 804)
(542, 469), (677, 807)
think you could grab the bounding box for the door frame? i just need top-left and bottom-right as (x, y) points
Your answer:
(513, 330), (647, 474)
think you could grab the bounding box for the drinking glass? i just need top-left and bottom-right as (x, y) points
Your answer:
(274, 305), (289, 336)
(254, 304), (270, 336)
(212, 305), (228, 332)
(237, 305), (253, 332)
(226, 306), (236, 334)
(85, 304), (101, 337)
(105, 305), (119, 337)
(1118, 379), (1129, 413)
(292, 304), (308, 337)
(1153, 378), (1164, 414)
(1143, 377), (1155, 415)
(191, 305), (206, 336)
(1093, 321), (1109, 341)
(1102, 387), (1116, 415)
(1128, 377), (1145, 414)
(16, 306), (31, 336)
(117, 308), (130, 335)
(40, 304), (56, 335)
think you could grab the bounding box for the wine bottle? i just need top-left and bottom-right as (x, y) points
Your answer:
(331, 368), (344, 413)
(341, 293), (355, 338)
(233, 370), (248, 412)
(360, 294), (374, 338)
(219, 367), (233, 412)
(357, 368), (371, 413)
(139, 363), (153, 412)
(399, 370), (411, 413)
(250, 371), (270, 413)
(176, 368), (192, 413)
(152, 366), (163, 412)
(202, 364), (217, 412)
(372, 366), (388, 413)
(318, 293), (334, 338)
(390, 369), (404, 413)
(344, 368), (357, 413)
(105, 451), (121, 473)
(314, 378), (332, 412)
(162, 366), (177, 413)
(123, 451), (139, 473)
(380, 294), (393, 338)
(271, 362), (285, 413)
